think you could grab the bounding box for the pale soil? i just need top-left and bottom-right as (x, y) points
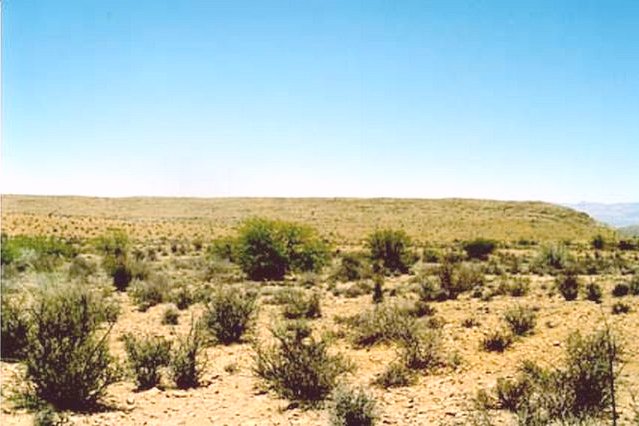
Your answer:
(2, 275), (638, 426)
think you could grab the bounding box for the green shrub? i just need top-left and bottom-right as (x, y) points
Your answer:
(585, 282), (603, 303)
(330, 387), (377, 426)
(207, 236), (237, 261)
(591, 234), (606, 250)
(235, 218), (329, 281)
(421, 261), (483, 301)
(535, 244), (571, 272)
(495, 276), (530, 297)
(366, 229), (414, 274)
(482, 329), (513, 352)
(33, 405), (68, 426)
(169, 322), (204, 389)
(24, 285), (120, 410)
(332, 252), (370, 282)
(1, 235), (77, 273)
(0, 291), (31, 360)
(128, 274), (170, 311)
(373, 362), (415, 388)
(203, 285), (258, 344)
(170, 285), (194, 310)
(123, 334), (172, 390)
(162, 306), (180, 325)
(254, 324), (351, 404)
(68, 255), (98, 279)
(611, 301), (631, 315)
(612, 282), (629, 297)
(344, 303), (417, 347)
(489, 329), (621, 424)
(98, 231), (149, 291)
(503, 305), (536, 336)
(462, 238), (497, 260)
(280, 289), (322, 320)
(556, 270), (580, 301)
(400, 329), (444, 371)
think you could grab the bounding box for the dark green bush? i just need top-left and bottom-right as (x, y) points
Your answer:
(330, 387), (377, 426)
(503, 305), (536, 336)
(170, 322), (204, 389)
(462, 238), (497, 260)
(170, 285), (194, 310)
(203, 285), (258, 344)
(611, 301), (631, 315)
(235, 218), (329, 281)
(162, 306), (180, 325)
(0, 291), (31, 360)
(254, 324), (351, 404)
(585, 282), (603, 303)
(591, 234), (606, 250)
(556, 270), (580, 301)
(372, 275), (384, 304)
(123, 333), (172, 390)
(98, 231), (149, 291)
(612, 282), (629, 297)
(482, 329), (513, 352)
(24, 285), (120, 410)
(366, 229), (414, 274)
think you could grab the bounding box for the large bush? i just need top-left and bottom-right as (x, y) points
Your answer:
(203, 285), (258, 344)
(0, 290), (31, 360)
(235, 218), (330, 281)
(462, 238), (497, 260)
(24, 285), (120, 410)
(366, 229), (413, 274)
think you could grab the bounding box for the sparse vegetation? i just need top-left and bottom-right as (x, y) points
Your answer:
(463, 238), (497, 260)
(169, 322), (205, 389)
(586, 281), (603, 303)
(482, 329), (514, 352)
(503, 305), (536, 336)
(556, 270), (580, 301)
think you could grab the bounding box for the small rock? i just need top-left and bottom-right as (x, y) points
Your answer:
(126, 396), (135, 405)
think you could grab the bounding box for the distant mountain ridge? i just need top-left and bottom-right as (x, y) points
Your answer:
(567, 202), (639, 228)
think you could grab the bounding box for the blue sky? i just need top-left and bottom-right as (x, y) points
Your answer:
(2, 0), (638, 202)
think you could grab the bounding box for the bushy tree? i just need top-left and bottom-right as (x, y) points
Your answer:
(366, 229), (413, 274)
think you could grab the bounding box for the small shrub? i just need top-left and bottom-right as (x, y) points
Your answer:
(495, 276), (530, 297)
(585, 282), (603, 303)
(24, 285), (120, 410)
(128, 274), (170, 311)
(207, 236), (237, 261)
(123, 334), (172, 390)
(0, 291), (31, 360)
(345, 303), (417, 347)
(611, 301), (631, 315)
(400, 329), (444, 371)
(162, 306), (180, 325)
(254, 324), (351, 403)
(424, 261), (483, 301)
(33, 405), (68, 426)
(535, 244), (571, 272)
(366, 229), (413, 274)
(630, 273), (639, 295)
(332, 252), (370, 282)
(612, 282), (629, 297)
(330, 387), (377, 426)
(203, 285), (258, 344)
(482, 329), (513, 352)
(503, 305), (536, 336)
(68, 255), (97, 279)
(170, 285), (194, 310)
(556, 270), (580, 301)
(170, 322), (205, 389)
(373, 362), (415, 388)
(372, 275), (384, 304)
(462, 317), (480, 328)
(462, 238), (497, 260)
(281, 289), (322, 320)
(591, 234), (606, 250)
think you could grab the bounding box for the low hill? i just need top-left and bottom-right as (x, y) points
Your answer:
(619, 225), (639, 237)
(1, 195), (611, 245)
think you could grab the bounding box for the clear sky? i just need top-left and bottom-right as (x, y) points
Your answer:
(2, 0), (638, 202)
